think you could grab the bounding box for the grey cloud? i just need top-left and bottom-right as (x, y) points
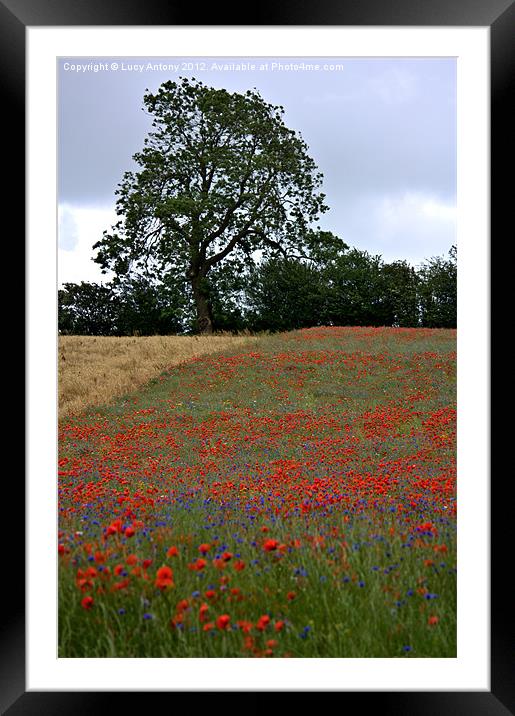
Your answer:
(58, 56), (456, 264)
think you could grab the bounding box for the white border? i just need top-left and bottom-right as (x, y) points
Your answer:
(27, 27), (489, 691)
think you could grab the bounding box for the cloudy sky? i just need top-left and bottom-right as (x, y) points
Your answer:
(58, 56), (456, 286)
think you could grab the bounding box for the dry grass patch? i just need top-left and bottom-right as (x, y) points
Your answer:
(59, 334), (260, 419)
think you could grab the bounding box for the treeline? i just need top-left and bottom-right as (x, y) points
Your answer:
(59, 245), (456, 336)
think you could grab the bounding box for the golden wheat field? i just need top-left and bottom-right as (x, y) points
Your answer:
(58, 334), (260, 419)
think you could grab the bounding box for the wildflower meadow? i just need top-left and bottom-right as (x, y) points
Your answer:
(58, 326), (456, 658)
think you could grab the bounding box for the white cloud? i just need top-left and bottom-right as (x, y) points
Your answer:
(58, 203), (117, 286)
(375, 193), (456, 260)
(368, 67), (417, 105)
(58, 192), (456, 288)
(58, 205), (79, 251)
(304, 66), (418, 106)
(321, 191), (456, 265)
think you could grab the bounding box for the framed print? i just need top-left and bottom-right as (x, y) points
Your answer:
(7, 0), (512, 711)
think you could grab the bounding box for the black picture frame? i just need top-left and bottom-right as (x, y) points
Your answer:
(8, 0), (511, 712)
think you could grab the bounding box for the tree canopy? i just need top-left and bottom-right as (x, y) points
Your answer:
(93, 77), (332, 333)
(60, 245), (457, 335)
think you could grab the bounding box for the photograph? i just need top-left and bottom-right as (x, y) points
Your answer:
(8, 3), (507, 709)
(57, 55), (458, 659)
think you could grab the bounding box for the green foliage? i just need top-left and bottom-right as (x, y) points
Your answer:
(58, 278), (187, 336)
(114, 275), (187, 336)
(418, 246), (457, 328)
(60, 245), (457, 335)
(245, 257), (326, 332)
(93, 77), (328, 333)
(322, 248), (390, 327)
(58, 282), (121, 336)
(381, 260), (421, 327)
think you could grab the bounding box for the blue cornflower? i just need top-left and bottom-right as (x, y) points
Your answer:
(299, 625), (311, 639)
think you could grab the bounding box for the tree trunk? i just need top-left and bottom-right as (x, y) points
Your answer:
(191, 275), (214, 334)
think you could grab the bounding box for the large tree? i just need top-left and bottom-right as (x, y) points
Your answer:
(93, 77), (329, 333)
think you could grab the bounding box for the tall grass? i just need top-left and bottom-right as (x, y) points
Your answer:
(59, 333), (261, 419)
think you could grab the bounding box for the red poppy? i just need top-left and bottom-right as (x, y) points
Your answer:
(199, 543), (211, 554)
(188, 558), (207, 571)
(243, 635), (254, 650)
(142, 559), (153, 570)
(126, 554), (138, 566)
(238, 620), (253, 634)
(76, 578), (93, 592)
(256, 614), (271, 631)
(167, 546), (179, 557)
(263, 539), (279, 552)
(155, 565), (174, 590)
(216, 614), (231, 630)
(274, 620), (285, 632)
(233, 560), (246, 571)
(205, 590), (216, 600)
(286, 591), (296, 601)
(124, 526), (135, 538)
(81, 596), (94, 610)
(428, 615), (439, 626)
(106, 519), (123, 536)
(112, 578), (130, 591)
